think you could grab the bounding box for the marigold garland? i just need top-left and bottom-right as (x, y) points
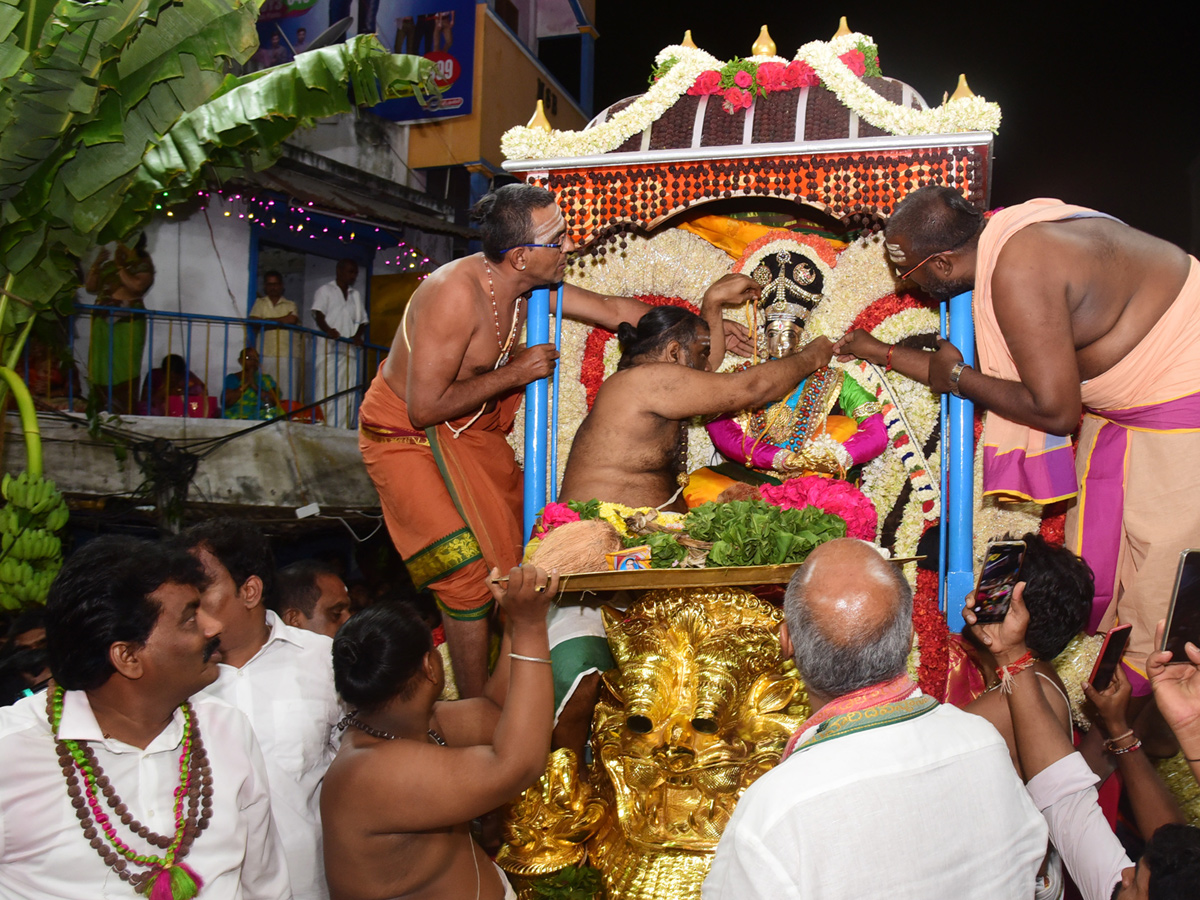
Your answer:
(913, 564), (950, 700)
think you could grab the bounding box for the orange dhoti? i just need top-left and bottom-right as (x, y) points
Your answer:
(358, 370), (524, 620)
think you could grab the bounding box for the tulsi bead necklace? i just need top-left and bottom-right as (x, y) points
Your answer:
(48, 684), (214, 898)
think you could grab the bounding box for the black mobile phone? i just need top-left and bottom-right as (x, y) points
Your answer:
(1089, 624), (1133, 691)
(971, 540), (1027, 624)
(1162, 549), (1200, 661)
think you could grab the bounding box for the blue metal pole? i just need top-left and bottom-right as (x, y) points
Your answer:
(945, 289), (976, 633)
(523, 287), (551, 541)
(938, 304), (948, 614)
(549, 284), (564, 503)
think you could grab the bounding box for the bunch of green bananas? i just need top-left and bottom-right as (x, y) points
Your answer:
(0, 471), (68, 611)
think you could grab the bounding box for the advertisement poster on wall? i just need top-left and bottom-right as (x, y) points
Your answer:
(251, 0), (475, 123)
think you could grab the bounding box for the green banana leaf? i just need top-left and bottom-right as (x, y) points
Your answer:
(0, 0), (436, 344)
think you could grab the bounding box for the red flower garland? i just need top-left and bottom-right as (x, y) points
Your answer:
(848, 291), (932, 335)
(913, 563), (950, 700)
(581, 295), (698, 409)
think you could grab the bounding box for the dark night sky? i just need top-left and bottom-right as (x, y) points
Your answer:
(591, 3), (1200, 251)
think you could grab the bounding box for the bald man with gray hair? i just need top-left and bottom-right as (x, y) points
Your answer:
(704, 539), (1048, 900)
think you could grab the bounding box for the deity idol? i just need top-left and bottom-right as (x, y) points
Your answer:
(703, 233), (888, 483)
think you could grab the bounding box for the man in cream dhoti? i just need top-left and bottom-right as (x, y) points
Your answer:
(835, 186), (1200, 692)
(312, 259), (368, 427)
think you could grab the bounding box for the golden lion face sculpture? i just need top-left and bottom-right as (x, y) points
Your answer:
(586, 588), (810, 899)
(594, 588), (809, 851)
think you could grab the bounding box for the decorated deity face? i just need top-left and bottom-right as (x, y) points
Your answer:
(744, 241), (833, 360)
(592, 589), (809, 853)
(764, 318), (803, 359)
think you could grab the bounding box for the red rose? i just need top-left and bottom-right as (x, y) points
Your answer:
(839, 48), (866, 77)
(688, 69), (722, 96)
(733, 69), (752, 89)
(722, 86), (751, 113)
(782, 60), (819, 89)
(756, 61), (785, 92)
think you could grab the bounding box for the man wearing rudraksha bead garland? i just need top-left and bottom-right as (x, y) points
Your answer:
(0, 536), (290, 900)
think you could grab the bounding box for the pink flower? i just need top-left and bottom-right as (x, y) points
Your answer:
(722, 86), (752, 113)
(688, 70), (722, 96)
(759, 475), (878, 542)
(733, 69), (752, 89)
(782, 60), (819, 90)
(839, 48), (866, 77)
(537, 502), (580, 536)
(756, 61), (785, 92)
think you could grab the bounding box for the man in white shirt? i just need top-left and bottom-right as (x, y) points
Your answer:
(704, 539), (1048, 900)
(179, 519), (342, 900)
(0, 536), (290, 900)
(311, 258), (368, 427)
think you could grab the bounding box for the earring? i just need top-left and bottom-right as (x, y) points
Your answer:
(518, 264), (526, 271)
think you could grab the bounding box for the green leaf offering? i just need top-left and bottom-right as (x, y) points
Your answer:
(682, 499), (846, 567)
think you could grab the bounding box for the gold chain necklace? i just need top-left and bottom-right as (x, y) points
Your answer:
(482, 258), (522, 368)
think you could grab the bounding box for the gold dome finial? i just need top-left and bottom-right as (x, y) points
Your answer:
(832, 16), (852, 38)
(526, 99), (551, 132)
(752, 25), (776, 57)
(949, 73), (976, 101)
(681, 29), (697, 48)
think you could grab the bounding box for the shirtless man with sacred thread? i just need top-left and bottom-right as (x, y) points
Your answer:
(359, 184), (754, 697)
(835, 185), (1200, 691)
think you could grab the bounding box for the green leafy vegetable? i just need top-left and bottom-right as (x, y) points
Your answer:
(684, 499), (846, 567)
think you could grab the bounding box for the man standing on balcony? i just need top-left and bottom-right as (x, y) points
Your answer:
(312, 258), (368, 427)
(358, 183), (756, 698)
(250, 269), (301, 403)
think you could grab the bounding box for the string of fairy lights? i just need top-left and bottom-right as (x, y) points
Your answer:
(159, 189), (436, 273)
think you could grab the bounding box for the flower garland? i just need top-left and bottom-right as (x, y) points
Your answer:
(913, 565), (950, 699)
(501, 44), (720, 161)
(501, 33), (999, 161)
(796, 32), (1001, 136)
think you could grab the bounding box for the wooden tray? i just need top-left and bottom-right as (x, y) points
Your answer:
(549, 558), (921, 594)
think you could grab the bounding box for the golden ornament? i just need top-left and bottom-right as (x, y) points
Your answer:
(680, 29), (698, 49)
(950, 73), (976, 101)
(526, 99), (552, 132)
(832, 15), (852, 38)
(751, 25), (776, 58)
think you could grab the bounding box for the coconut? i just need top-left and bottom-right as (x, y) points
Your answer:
(531, 519), (623, 573)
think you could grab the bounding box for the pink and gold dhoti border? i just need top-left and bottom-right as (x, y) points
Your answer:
(974, 200), (1200, 690)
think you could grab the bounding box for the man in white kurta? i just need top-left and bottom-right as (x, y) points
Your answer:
(311, 259), (368, 427)
(183, 519), (343, 900)
(704, 539), (1047, 900)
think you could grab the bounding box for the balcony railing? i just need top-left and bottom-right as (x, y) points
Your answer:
(19, 305), (389, 430)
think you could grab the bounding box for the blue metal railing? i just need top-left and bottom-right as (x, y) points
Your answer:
(32, 305), (389, 429)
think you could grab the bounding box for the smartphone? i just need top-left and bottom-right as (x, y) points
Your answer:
(1089, 624), (1133, 691)
(971, 540), (1027, 624)
(1161, 549), (1200, 661)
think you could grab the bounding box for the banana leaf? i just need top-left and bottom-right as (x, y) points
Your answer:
(0, 0), (436, 342)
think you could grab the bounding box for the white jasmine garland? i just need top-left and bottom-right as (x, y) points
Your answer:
(501, 45), (721, 161)
(502, 36), (1001, 162)
(796, 32), (1001, 135)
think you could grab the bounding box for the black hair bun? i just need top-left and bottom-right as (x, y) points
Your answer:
(616, 321), (639, 345)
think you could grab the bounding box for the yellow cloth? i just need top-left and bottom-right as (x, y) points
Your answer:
(679, 215), (847, 259)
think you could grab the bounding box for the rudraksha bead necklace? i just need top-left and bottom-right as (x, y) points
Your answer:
(48, 684), (213, 898)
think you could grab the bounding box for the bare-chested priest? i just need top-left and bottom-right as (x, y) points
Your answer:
(559, 301), (835, 511)
(359, 183), (754, 697)
(322, 564), (557, 900)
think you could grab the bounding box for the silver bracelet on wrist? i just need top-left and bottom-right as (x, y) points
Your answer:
(948, 361), (968, 398)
